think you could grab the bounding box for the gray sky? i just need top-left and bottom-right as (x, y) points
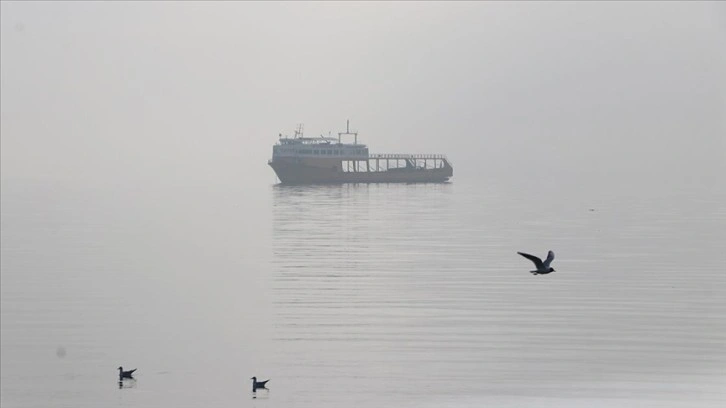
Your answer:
(2, 1), (724, 188)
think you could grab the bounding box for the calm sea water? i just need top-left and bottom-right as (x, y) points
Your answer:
(1, 176), (725, 408)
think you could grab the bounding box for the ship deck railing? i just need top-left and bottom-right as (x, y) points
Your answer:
(368, 153), (448, 160)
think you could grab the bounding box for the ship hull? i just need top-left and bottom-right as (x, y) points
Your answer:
(269, 158), (453, 184)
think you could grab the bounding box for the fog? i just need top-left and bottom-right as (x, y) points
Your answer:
(2, 3), (726, 407)
(2, 1), (725, 188)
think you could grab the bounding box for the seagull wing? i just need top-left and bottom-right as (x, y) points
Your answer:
(517, 252), (543, 268)
(543, 250), (555, 268)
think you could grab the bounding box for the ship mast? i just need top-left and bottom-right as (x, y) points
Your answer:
(294, 123), (304, 139)
(337, 120), (358, 145)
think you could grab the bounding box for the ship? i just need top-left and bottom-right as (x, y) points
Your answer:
(268, 121), (453, 184)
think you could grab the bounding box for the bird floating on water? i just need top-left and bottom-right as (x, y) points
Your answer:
(517, 250), (556, 275)
(118, 366), (137, 380)
(251, 376), (270, 391)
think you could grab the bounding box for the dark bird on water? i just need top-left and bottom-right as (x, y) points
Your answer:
(251, 376), (270, 391)
(118, 367), (137, 380)
(517, 250), (556, 275)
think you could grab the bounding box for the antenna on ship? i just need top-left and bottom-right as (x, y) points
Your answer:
(338, 119), (358, 145)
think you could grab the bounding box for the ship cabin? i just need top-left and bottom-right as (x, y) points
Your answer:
(272, 137), (369, 160)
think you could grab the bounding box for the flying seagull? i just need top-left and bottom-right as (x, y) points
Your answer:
(251, 376), (270, 391)
(118, 366), (137, 380)
(517, 250), (556, 275)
